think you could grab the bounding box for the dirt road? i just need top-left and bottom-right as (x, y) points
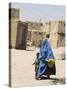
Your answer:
(10, 49), (65, 87)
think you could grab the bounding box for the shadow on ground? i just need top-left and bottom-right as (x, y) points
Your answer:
(51, 78), (65, 85)
(35, 77), (65, 85)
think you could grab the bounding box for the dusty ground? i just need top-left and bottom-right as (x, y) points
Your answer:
(10, 49), (65, 87)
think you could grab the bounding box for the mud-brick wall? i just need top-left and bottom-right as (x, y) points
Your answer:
(50, 21), (65, 48)
(9, 8), (19, 48)
(49, 21), (59, 48)
(16, 21), (28, 49)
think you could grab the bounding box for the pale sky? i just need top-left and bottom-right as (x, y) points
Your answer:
(11, 3), (65, 22)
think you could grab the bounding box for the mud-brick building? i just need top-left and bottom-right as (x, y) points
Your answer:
(49, 20), (65, 48)
(9, 8), (65, 50)
(39, 20), (65, 48)
(27, 22), (46, 47)
(16, 21), (28, 49)
(27, 20), (65, 48)
(9, 8), (19, 48)
(9, 8), (28, 49)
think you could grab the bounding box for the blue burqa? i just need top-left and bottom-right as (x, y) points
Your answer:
(36, 38), (56, 77)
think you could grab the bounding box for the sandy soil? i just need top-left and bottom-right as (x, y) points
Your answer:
(10, 49), (65, 87)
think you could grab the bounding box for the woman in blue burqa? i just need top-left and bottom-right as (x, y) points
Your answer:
(36, 34), (56, 80)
